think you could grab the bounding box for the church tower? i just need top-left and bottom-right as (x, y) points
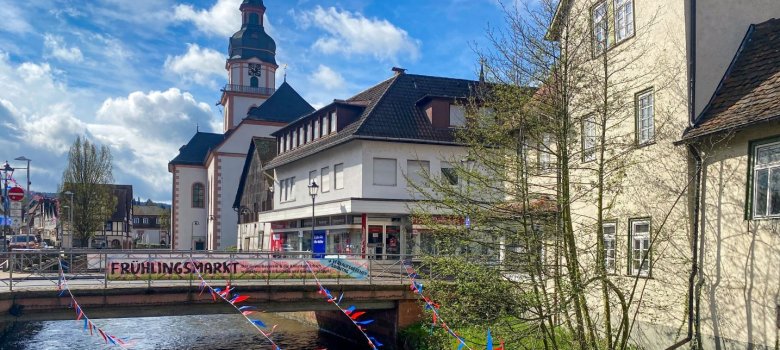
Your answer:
(220, 0), (277, 133)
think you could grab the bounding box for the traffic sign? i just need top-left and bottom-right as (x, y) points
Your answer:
(7, 187), (23, 202)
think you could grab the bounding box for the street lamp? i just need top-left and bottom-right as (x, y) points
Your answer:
(64, 191), (74, 248)
(14, 156), (30, 226)
(2, 161), (15, 237)
(308, 180), (319, 256)
(191, 220), (200, 251)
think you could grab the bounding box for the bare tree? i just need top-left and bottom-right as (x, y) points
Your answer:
(60, 136), (116, 247)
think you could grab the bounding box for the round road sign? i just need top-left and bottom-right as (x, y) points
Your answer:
(7, 187), (24, 202)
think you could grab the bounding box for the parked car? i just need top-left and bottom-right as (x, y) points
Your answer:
(8, 235), (40, 250)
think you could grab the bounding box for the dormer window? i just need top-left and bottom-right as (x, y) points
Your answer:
(330, 112), (337, 133)
(299, 126), (304, 145)
(450, 105), (466, 127)
(314, 118), (320, 140)
(323, 115), (330, 135)
(305, 124), (310, 143)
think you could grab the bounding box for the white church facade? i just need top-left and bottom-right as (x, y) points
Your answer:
(168, 0), (313, 250)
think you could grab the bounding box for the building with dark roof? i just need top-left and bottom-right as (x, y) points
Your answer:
(168, 1), (313, 251)
(244, 69), (481, 257)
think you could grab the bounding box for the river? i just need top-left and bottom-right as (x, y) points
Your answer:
(1, 314), (376, 350)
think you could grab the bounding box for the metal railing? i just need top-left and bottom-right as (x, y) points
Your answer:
(0, 250), (423, 292)
(222, 84), (275, 95)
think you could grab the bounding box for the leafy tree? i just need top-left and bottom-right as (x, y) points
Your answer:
(60, 136), (116, 247)
(409, 0), (693, 349)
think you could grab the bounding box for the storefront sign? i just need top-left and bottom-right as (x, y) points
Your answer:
(312, 230), (327, 258)
(106, 255), (369, 281)
(331, 215), (347, 225)
(316, 217), (331, 226)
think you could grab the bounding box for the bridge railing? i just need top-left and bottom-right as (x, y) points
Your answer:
(0, 250), (425, 292)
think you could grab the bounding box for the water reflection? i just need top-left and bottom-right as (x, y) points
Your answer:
(2, 314), (373, 350)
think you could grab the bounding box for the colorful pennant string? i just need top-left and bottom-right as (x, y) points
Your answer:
(404, 263), (477, 350)
(304, 261), (383, 349)
(189, 259), (282, 350)
(57, 259), (134, 348)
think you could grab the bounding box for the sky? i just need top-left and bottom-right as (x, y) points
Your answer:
(0, 0), (508, 203)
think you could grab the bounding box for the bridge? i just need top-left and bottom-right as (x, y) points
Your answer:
(0, 250), (426, 349)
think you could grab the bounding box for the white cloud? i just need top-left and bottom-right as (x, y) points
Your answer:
(309, 64), (345, 90)
(44, 34), (84, 63)
(173, 0), (242, 37)
(0, 1), (32, 34)
(91, 88), (218, 189)
(0, 52), (219, 200)
(164, 44), (226, 86)
(296, 6), (421, 62)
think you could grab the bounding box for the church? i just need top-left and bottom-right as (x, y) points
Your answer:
(168, 0), (314, 250)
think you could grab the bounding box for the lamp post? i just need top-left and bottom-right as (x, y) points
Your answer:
(2, 161), (15, 238)
(191, 220), (199, 251)
(64, 191), (74, 248)
(308, 180), (318, 255)
(14, 156), (30, 228)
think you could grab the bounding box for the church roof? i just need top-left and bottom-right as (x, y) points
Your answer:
(247, 81), (315, 123)
(265, 72), (481, 169)
(683, 18), (780, 141)
(169, 132), (226, 166)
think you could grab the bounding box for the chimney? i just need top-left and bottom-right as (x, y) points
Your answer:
(392, 67), (407, 75)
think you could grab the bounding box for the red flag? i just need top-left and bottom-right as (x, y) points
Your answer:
(231, 295), (250, 304)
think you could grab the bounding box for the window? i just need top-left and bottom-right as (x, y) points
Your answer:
(321, 167), (331, 192)
(593, 1), (608, 54)
(288, 132), (293, 151)
(614, 0), (634, 42)
(539, 133), (553, 170)
(309, 170), (318, 187)
(450, 105), (466, 127)
(192, 183), (205, 208)
(280, 136), (285, 153)
(143, 218), (149, 224)
(299, 127), (304, 145)
(330, 112), (337, 133)
(280, 177), (296, 202)
(373, 158), (397, 186)
(407, 160), (430, 188)
(441, 162), (458, 185)
(630, 219), (651, 276)
(583, 116), (597, 162)
(314, 119), (320, 140)
(305, 125), (310, 143)
(752, 141), (780, 218)
(334, 163), (344, 190)
(323, 115), (330, 135)
(133, 218), (139, 224)
(250, 76), (259, 88)
(603, 222), (616, 274)
(637, 90), (655, 145)
(309, 121), (314, 141)
(249, 13), (260, 25)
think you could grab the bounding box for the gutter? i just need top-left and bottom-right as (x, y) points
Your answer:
(667, 1), (700, 348)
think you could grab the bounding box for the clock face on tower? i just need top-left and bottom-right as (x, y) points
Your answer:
(248, 64), (262, 77)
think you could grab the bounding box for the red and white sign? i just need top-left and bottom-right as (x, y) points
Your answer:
(7, 187), (23, 202)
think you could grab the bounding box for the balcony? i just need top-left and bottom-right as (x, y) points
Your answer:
(222, 84), (275, 96)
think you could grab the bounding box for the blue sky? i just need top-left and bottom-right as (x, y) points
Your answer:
(0, 0), (507, 202)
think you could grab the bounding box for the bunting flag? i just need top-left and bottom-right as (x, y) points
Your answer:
(56, 259), (134, 349)
(189, 259), (282, 350)
(404, 263), (477, 350)
(304, 261), (383, 350)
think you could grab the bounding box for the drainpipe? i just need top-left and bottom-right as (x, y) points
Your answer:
(667, 1), (699, 348)
(667, 144), (702, 350)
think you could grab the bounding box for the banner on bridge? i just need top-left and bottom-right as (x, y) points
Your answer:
(106, 256), (369, 281)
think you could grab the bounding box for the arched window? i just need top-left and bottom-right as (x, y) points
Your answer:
(192, 183), (205, 208)
(249, 13), (260, 25)
(250, 76), (259, 87)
